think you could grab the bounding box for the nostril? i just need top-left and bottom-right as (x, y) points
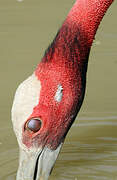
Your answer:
(26, 118), (42, 133)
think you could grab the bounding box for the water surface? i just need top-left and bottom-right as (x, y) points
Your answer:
(0, 0), (117, 179)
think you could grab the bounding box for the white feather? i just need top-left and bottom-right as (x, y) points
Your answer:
(11, 73), (41, 150)
(54, 84), (63, 102)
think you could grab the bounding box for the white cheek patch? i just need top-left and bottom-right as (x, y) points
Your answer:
(54, 84), (63, 103)
(11, 73), (41, 150)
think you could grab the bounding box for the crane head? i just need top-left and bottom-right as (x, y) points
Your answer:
(12, 62), (83, 180)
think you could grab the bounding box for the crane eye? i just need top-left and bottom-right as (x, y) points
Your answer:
(26, 118), (42, 133)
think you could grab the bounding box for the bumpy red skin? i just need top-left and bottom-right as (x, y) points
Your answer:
(23, 0), (114, 149)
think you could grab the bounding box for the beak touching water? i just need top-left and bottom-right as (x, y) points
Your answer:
(16, 143), (63, 180)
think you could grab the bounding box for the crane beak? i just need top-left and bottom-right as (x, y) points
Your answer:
(16, 143), (63, 180)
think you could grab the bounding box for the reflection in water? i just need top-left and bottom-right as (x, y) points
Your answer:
(0, 0), (116, 180)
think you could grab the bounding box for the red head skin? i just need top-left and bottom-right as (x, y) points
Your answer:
(23, 0), (114, 150)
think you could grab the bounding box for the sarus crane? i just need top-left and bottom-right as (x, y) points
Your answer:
(12, 0), (114, 179)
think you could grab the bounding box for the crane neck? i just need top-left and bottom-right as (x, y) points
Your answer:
(36, 0), (114, 71)
(66, 0), (114, 47)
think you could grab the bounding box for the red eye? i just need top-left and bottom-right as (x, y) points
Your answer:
(26, 118), (42, 133)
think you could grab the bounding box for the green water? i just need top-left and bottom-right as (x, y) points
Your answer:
(0, 0), (117, 179)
